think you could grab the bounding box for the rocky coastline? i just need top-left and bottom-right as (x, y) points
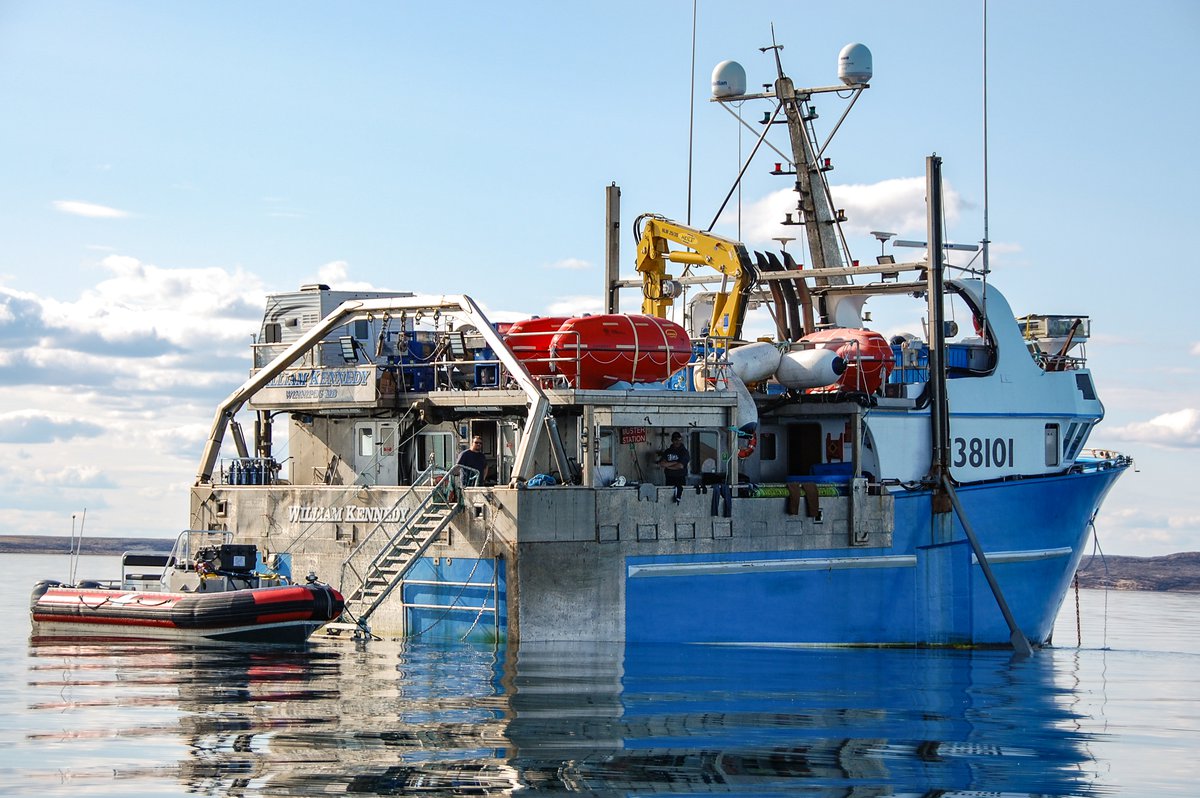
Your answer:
(1074, 551), (1200, 593)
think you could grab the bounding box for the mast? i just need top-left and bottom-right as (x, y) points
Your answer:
(708, 39), (871, 323)
(926, 153), (1032, 656)
(926, 155), (951, 487)
(770, 48), (846, 280)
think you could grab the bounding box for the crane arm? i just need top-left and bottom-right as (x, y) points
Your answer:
(634, 216), (757, 340)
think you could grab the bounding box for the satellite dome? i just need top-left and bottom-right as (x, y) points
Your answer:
(711, 60), (747, 98)
(838, 43), (872, 85)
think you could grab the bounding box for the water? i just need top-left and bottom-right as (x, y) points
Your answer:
(3, 553), (1198, 796)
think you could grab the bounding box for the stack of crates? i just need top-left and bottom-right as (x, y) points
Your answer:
(888, 342), (929, 385)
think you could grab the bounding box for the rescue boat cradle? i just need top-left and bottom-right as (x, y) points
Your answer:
(29, 532), (344, 644)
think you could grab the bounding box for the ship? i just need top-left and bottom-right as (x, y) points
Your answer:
(185, 42), (1130, 650)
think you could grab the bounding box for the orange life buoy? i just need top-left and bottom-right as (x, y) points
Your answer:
(738, 434), (757, 459)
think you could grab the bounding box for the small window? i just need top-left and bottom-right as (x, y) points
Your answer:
(597, 429), (614, 466)
(1066, 422), (1091, 460)
(263, 322), (282, 344)
(690, 430), (721, 475)
(1063, 422), (1079, 453)
(358, 427), (375, 458)
(353, 319), (370, 340)
(758, 432), (777, 461)
(1075, 373), (1097, 400)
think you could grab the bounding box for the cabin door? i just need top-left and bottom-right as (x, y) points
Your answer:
(353, 421), (398, 485)
(413, 430), (456, 476)
(785, 422), (823, 477)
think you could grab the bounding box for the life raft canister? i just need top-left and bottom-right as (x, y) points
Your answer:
(503, 316), (572, 376)
(799, 328), (893, 394)
(548, 314), (692, 390)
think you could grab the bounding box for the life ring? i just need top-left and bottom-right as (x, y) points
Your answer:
(737, 434), (758, 459)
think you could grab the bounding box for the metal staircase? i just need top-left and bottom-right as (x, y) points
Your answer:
(337, 466), (465, 631)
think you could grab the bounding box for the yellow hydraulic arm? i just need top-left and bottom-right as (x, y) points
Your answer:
(634, 215), (757, 340)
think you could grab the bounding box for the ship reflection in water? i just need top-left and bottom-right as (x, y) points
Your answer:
(24, 639), (1098, 796)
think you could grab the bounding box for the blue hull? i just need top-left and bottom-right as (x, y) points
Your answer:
(401, 556), (506, 643)
(624, 466), (1125, 646)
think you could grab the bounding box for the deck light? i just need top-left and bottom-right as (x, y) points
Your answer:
(339, 336), (358, 363)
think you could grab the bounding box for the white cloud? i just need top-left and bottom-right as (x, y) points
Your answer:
(734, 177), (964, 249)
(547, 258), (591, 271)
(0, 410), (105, 443)
(472, 305), (538, 324)
(1107, 408), (1200, 448)
(1192, 341), (1200, 356)
(0, 254), (266, 404)
(1168, 514), (1200, 531)
(32, 465), (113, 488)
(983, 241), (1027, 270)
(1092, 505), (1200, 556)
(545, 295), (604, 317)
(52, 200), (130, 219)
(312, 261), (377, 291)
(37, 254), (265, 349)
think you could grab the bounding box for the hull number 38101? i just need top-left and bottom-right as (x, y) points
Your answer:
(953, 436), (1015, 469)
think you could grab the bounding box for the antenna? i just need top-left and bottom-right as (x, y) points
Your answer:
(870, 231), (896, 257)
(760, 23), (786, 83)
(687, 0), (698, 225)
(981, 0), (992, 320)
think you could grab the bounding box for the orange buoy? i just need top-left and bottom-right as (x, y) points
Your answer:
(737, 433), (758, 458)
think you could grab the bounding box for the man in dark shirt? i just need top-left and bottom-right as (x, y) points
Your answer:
(657, 432), (689, 503)
(456, 435), (489, 486)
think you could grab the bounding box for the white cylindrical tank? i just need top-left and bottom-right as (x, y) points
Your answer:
(727, 341), (782, 384)
(712, 60), (747, 98)
(838, 43), (872, 85)
(776, 348), (847, 390)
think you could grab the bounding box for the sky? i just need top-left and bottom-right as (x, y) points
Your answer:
(0, 1), (1197, 556)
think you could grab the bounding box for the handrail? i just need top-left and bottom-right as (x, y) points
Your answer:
(501, 328), (582, 388)
(338, 463), (469, 603)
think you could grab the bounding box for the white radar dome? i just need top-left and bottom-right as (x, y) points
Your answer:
(838, 43), (872, 85)
(711, 60), (747, 98)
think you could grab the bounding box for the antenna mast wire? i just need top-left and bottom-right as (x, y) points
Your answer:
(687, 0), (697, 225)
(982, 0), (991, 283)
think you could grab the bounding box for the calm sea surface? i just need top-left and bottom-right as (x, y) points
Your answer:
(2, 552), (1198, 797)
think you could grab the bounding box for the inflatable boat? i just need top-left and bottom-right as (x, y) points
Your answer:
(29, 531), (344, 644)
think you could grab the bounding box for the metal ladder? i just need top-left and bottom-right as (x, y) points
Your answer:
(337, 467), (465, 630)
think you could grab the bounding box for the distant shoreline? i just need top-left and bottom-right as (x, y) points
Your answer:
(0, 534), (173, 556)
(3, 535), (1197, 593)
(1074, 551), (1200, 593)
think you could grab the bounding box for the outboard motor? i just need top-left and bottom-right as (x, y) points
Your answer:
(30, 579), (62, 611)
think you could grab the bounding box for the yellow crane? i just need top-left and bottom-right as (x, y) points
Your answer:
(634, 215), (757, 341)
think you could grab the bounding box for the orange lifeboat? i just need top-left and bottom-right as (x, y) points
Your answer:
(800, 328), (894, 394)
(549, 314), (692, 389)
(503, 316), (570, 376)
